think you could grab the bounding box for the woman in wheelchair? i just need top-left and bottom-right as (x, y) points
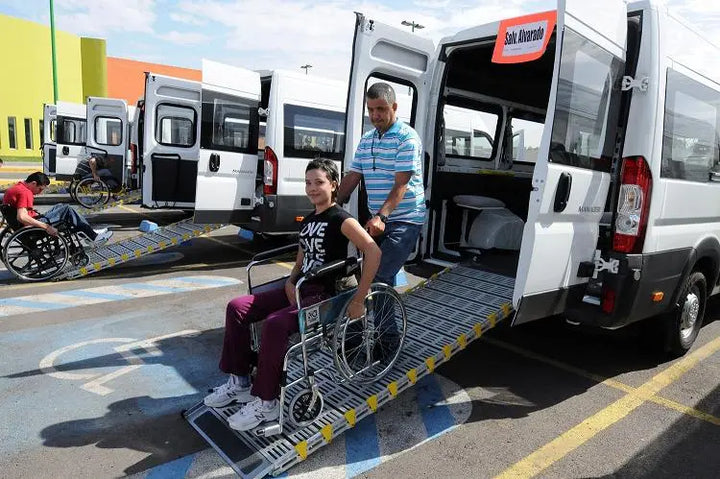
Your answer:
(205, 158), (381, 432)
(2, 172), (112, 245)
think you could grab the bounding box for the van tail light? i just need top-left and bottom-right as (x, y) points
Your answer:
(601, 285), (616, 314)
(613, 156), (652, 254)
(130, 143), (138, 174)
(263, 146), (278, 195)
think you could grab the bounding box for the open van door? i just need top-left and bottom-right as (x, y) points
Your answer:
(54, 101), (87, 179)
(86, 97), (128, 188)
(345, 13), (435, 159)
(344, 13), (435, 259)
(194, 59), (261, 224)
(512, 0), (627, 325)
(141, 73), (201, 208)
(42, 104), (56, 175)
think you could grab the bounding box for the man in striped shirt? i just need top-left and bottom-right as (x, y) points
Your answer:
(337, 83), (425, 349)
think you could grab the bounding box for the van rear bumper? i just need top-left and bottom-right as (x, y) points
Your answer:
(564, 248), (692, 329)
(248, 194), (312, 235)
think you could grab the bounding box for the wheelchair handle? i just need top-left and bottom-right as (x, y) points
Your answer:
(246, 243), (298, 292)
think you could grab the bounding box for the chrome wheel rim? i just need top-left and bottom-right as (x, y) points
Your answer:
(679, 291), (700, 340)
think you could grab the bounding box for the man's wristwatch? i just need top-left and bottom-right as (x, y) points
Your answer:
(376, 213), (388, 223)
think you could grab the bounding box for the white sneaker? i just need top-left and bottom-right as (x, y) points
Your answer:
(227, 397), (279, 431)
(93, 229), (113, 245)
(93, 227), (108, 235)
(204, 377), (254, 408)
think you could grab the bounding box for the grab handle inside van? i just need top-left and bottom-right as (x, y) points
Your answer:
(553, 172), (572, 212)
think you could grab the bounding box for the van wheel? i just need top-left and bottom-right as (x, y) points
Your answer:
(663, 271), (706, 357)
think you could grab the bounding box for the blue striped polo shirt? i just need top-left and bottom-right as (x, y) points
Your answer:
(350, 120), (426, 225)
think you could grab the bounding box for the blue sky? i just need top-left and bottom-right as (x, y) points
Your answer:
(1, 0), (719, 81)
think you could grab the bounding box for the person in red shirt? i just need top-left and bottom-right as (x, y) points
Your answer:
(2, 172), (112, 244)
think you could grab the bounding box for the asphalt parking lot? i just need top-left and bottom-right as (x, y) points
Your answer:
(1, 204), (719, 479)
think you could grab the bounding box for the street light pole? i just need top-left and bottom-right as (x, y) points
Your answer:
(401, 20), (425, 33)
(300, 64), (312, 75)
(49, 0), (59, 102)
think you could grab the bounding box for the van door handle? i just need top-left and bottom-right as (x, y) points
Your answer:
(62, 146), (69, 155)
(553, 172), (572, 212)
(209, 153), (220, 172)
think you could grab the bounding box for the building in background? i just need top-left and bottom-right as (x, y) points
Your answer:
(0, 14), (106, 160)
(107, 57), (200, 106)
(0, 14), (201, 161)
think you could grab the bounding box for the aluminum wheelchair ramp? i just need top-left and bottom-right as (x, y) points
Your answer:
(57, 218), (223, 280)
(71, 189), (142, 215)
(184, 265), (515, 478)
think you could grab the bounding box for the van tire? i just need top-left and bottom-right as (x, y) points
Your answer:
(663, 270), (706, 357)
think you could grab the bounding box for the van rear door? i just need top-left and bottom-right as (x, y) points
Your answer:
(141, 73), (201, 208)
(194, 60), (261, 224)
(86, 97), (128, 187)
(512, 0), (628, 324)
(54, 102), (87, 179)
(42, 104), (56, 175)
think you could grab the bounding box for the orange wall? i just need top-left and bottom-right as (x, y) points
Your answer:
(107, 57), (201, 105)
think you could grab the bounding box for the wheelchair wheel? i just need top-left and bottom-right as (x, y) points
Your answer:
(3, 228), (69, 281)
(0, 227), (10, 266)
(71, 251), (90, 267)
(332, 284), (407, 384)
(289, 389), (324, 427)
(74, 178), (110, 208)
(68, 178), (80, 203)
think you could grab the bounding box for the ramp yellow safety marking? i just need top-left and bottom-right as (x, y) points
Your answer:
(474, 323), (483, 337)
(442, 345), (452, 360)
(294, 441), (308, 460)
(388, 381), (398, 398)
(495, 336), (720, 479)
(425, 357), (436, 373)
(321, 424), (333, 443)
(344, 409), (357, 427)
(407, 368), (418, 385)
(488, 312), (498, 328)
(457, 333), (467, 349)
(501, 303), (512, 316)
(367, 395), (378, 412)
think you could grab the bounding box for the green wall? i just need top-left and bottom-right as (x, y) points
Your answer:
(0, 14), (106, 159)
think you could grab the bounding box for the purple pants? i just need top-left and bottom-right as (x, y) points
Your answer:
(219, 285), (326, 400)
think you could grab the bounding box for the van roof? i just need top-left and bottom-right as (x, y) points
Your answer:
(256, 69), (346, 87)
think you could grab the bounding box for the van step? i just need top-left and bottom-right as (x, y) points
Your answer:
(57, 219), (224, 280)
(185, 265), (515, 478)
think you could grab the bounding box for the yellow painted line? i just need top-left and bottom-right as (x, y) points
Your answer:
(485, 336), (720, 428)
(0, 166), (39, 172)
(201, 234), (255, 255)
(277, 261), (294, 271)
(495, 336), (720, 479)
(118, 204), (139, 214)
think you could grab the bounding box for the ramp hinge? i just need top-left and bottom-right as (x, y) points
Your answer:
(621, 76), (649, 92)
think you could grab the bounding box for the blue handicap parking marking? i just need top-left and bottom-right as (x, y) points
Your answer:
(145, 453), (195, 479)
(416, 374), (456, 439)
(345, 414), (382, 478)
(0, 275), (242, 317)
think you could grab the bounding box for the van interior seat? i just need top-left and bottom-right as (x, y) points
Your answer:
(467, 208), (524, 251)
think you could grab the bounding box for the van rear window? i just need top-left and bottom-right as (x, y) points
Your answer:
(57, 116), (87, 146)
(283, 104), (345, 160)
(201, 89), (259, 154)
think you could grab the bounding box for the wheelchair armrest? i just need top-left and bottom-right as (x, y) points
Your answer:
(303, 257), (359, 282)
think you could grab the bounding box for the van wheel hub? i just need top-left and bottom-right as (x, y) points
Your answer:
(679, 292), (700, 340)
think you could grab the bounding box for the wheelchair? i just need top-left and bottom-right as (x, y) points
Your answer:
(245, 244), (407, 436)
(69, 148), (123, 209)
(0, 204), (90, 281)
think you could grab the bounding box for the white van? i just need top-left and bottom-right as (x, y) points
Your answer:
(132, 65), (349, 230)
(250, 70), (347, 235)
(344, 0), (720, 355)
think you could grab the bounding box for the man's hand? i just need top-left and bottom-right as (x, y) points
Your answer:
(347, 297), (366, 319)
(284, 279), (297, 306)
(92, 174), (101, 182)
(45, 225), (58, 237)
(365, 215), (385, 237)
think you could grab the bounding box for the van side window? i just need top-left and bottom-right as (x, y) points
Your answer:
(443, 104), (498, 160)
(156, 104), (195, 147)
(94, 116), (123, 146)
(283, 104), (345, 160)
(549, 29), (623, 172)
(661, 69), (720, 183)
(510, 116), (544, 164)
(201, 90), (259, 154)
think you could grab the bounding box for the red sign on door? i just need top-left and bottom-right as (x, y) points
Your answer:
(492, 11), (557, 64)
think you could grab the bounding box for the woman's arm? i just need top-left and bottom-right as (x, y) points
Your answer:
(284, 247), (304, 306)
(341, 218), (382, 318)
